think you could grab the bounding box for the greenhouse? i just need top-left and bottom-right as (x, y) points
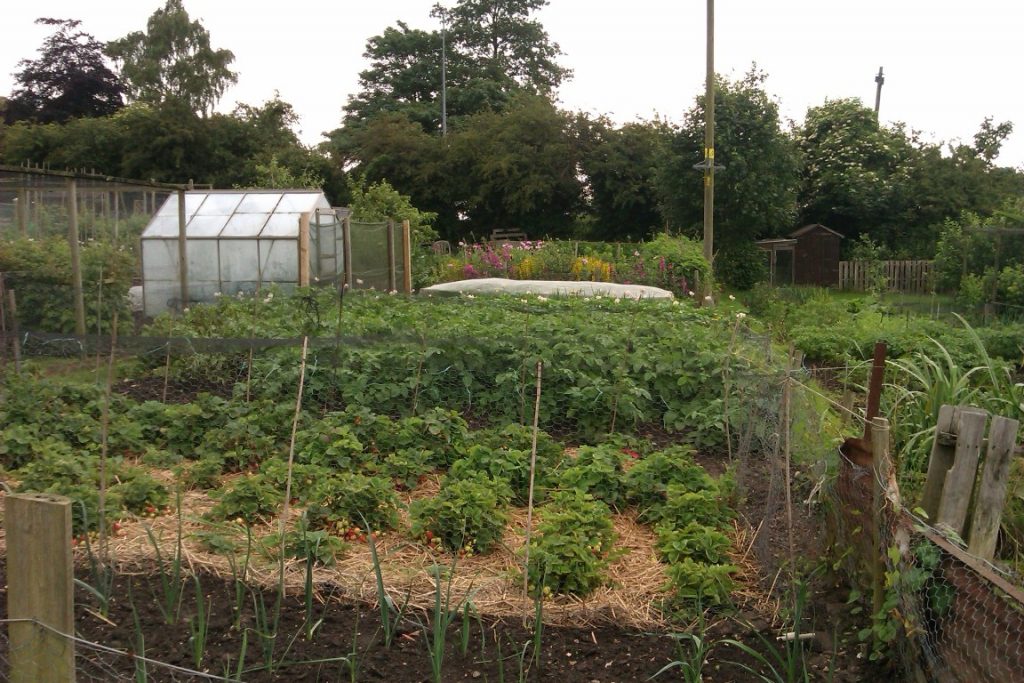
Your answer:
(140, 190), (338, 316)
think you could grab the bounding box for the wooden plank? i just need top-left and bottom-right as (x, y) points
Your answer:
(920, 405), (958, 519)
(967, 416), (1021, 559)
(937, 409), (989, 535)
(6, 493), (75, 683)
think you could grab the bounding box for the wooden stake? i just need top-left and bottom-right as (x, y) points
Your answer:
(177, 190), (188, 312)
(870, 417), (891, 625)
(522, 361), (544, 617)
(68, 179), (86, 335)
(936, 409), (988, 535)
(298, 212), (311, 287)
(862, 342), (887, 442)
(279, 337), (310, 573)
(6, 493), (75, 683)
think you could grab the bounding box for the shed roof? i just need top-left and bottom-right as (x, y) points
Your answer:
(141, 189), (329, 239)
(789, 223), (844, 239)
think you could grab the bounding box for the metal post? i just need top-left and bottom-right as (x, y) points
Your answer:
(702, 0), (716, 272)
(68, 179), (86, 335)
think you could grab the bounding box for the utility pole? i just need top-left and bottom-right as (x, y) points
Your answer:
(874, 66), (884, 117)
(433, 4), (449, 137)
(701, 0), (717, 269)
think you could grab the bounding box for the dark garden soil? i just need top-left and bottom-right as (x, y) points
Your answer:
(0, 557), (880, 683)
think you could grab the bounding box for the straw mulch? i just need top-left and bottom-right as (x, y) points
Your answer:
(0, 473), (769, 630)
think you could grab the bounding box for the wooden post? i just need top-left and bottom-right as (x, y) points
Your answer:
(936, 409), (988, 535)
(870, 416), (891, 628)
(67, 179), (86, 335)
(6, 493), (76, 683)
(967, 415), (1020, 559)
(177, 189), (188, 312)
(862, 342), (887, 442)
(7, 288), (21, 373)
(113, 189), (120, 241)
(16, 189), (28, 236)
(342, 215), (353, 290)
(386, 220), (397, 292)
(401, 219), (412, 294)
(919, 405), (958, 520)
(298, 212), (311, 287)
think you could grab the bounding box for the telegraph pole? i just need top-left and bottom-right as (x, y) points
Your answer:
(874, 66), (884, 117)
(441, 17), (448, 136)
(702, 0), (716, 267)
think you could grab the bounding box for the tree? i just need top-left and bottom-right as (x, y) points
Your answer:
(576, 116), (670, 240)
(656, 68), (799, 286)
(339, 0), (569, 134)
(447, 0), (570, 93)
(106, 0), (237, 116)
(6, 18), (124, 124)
(795, 98), (914, 243)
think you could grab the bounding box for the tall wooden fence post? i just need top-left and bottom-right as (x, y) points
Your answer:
(6, 493), (76, 683)
(401, 219), (412, 294)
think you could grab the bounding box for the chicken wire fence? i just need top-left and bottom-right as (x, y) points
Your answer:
(831, 433), (1024, 682)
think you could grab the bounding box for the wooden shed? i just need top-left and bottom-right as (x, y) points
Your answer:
(790, 224), (842, 286)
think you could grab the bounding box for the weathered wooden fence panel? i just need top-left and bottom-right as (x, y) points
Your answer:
(839, 260), (933, 293)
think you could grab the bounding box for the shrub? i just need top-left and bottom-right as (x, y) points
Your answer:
(410, 474), (510, 554)
(526, 490), (617, 597)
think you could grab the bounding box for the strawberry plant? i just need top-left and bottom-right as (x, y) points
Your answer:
(410, 474), (510, 554)
(624, 446), (715, 514)
(304, 473), (400, 532)
(295, 423), (366, 470)
(448, 444), (540, 504)
(664, 558), (737, 606)
(526, 490), (618, 597)
(649, 486), (734, 530)
(177, 456), (225, 490)
(376, 448), (434, 490)
(207, 474), (279, 524)
(261, 519), (346, 566)
(656, 522), (732, 565)
(557, 444), (627, 508)
(109, 468), (169, 516)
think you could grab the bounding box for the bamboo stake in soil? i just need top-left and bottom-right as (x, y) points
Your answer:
(99, 311), (119, 568)
(522, 361), (543, 621)
(783, 348), (796, 588)
(279, 336), (311, 569)
(161, 343), (171, 403)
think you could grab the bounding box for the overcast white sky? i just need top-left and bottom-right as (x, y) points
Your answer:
(2, 1), (1023, 167)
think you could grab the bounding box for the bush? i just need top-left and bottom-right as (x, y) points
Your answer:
(526, 490), (617, 597)
(714, 241), (769, 291)
(410, 474), (510, 554)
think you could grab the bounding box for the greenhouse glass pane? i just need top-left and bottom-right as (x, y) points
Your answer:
(196, 193), (243, 215)
(155, 193), (204, 218)
(221, 213), (269, 237)
(276, 193), (319, 213)
(142, 215), (181, 237)
(237, 193), (282, 213)
(142, 239), (179, 280)
(220, 239), (260, 282)
(143, 282), (180, 318)
(186, 215), (229, 237)
(186, 240), (220, 282)
(260, 213), (301, 237)
(260, 240), (298, 281)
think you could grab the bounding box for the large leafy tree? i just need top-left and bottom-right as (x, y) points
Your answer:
(656, 68), (798, 284)
(795, 98), (914, 242)
(339, 0), (568, 134)
(577, 116), (670, 240)
(106, 0), (237, 116)
(6, 18), (125, 124)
